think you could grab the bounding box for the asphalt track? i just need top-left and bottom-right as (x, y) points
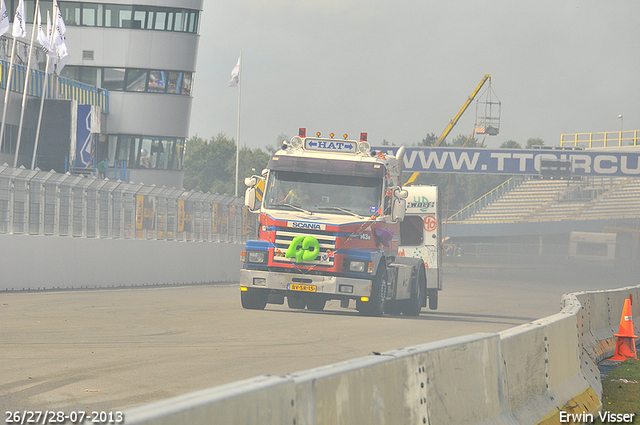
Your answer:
(1, 266), (634, 414)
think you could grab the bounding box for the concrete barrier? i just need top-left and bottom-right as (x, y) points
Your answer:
(120, 284), (640, 424)
(289, 334), (509, 425)
(123, 376), (296, 425)
(573, 286), (640, 363)
(0, 234), (243, 290)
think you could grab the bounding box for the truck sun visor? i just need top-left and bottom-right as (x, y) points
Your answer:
(268, 156), (384, 178)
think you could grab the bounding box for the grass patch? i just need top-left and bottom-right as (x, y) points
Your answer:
(595, 358), (640, 424)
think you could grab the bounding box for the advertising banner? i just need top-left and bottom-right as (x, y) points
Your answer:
(379, 147), (640, 177)
(75, 105), (93, 168)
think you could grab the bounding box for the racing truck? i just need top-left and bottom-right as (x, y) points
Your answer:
(241, 129), (442, 316)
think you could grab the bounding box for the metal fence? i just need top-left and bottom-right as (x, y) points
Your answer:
(0, 164), (257, 243)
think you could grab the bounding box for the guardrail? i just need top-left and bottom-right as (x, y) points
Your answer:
(122, 284), (640, 424)
(0, 164), (257, 243)
(446, 177), (520, 222)
(560, 131), (640, 149)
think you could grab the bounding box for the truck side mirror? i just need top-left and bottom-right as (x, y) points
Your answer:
(245, 186), (258, 211)
(244, 175), (263, 212)
(391, 198), (406, 222)
(394, 188), (408, 199)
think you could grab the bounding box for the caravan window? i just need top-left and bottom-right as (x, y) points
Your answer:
(400, 216), (424, 246)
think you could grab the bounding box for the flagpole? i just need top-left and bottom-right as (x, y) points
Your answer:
(234, 51), (242, 198)
(0, 36), (17, 154)
(32, 7), (57, 169)
(14, 0), (39, 167)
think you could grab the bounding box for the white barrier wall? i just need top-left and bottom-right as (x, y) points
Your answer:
(0, 234), (243, 290)
(123, 284), (640, 425)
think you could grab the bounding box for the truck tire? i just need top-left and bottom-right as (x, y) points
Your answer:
(241, 288), (268, 310)
(359, 266), (387, 317)
(427, 288), (438, 310)
(384, 301), (402, 316)
(287, 293), (306, 309)
(305, 296), (326, 311)
(403, 264), (425, 316)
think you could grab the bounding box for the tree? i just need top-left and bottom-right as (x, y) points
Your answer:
(450, 134), (482, 147)
(419, 133), (438, 146)
(526, 138), (545, 149)
(183, 134), (235, 194)
(183, 133), (270, 195)
(500, 140), (522, 149)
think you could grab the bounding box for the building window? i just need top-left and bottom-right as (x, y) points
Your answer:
(36, 2), (201, 33)
(180, 72), (192, 96)
(125, 69), (148, 92)
(82, 3), (103, 27)
(138, 137), (153, 168)
(102, 68), (125, 91)
(132, 8), (146, 29)
(60, 67), (101, 87)
(59, 2), (82, 26)
(104, 4), (132, 28)
(148, 71), (166, 93)
(144, 9), (155, 30)
(166, 11), (174, 31)
(112, 135), (184, 170)
(167, 71), (181, 94)
(174, 10), (185, 32)
(188, 11), (198, 33)
(115, 135), (138, 166)
(154, 11), (167, 30)
(65, 66), (193, 96)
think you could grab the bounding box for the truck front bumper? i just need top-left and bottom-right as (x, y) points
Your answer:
(240, 269), (372, 297)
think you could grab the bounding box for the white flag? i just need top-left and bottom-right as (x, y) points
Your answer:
(53, 0), (66, 34)
(44, 11), (55, 72)
(0, 0), (10, 36)
(228, 56), (240, 87)
(12, 0), (26, 38)
(37, 8), (55, 64)
(52, 1), (69, 75)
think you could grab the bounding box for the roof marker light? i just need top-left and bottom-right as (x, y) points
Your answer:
(360, 132), (368, 142)
(299, 128), (306, 137)
(343, 134), (348, 139)
(316, 132), (321, 137)
(330, 133), (335, 138)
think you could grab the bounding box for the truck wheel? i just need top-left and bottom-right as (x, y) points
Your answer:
(427, 288), (438, 310)
(384, 301), (402, 316)
(287, 293), (306, 309)
(403, 265), (425, 316)
(241, 288), (268, 310)
(360, 267), (387, 317)
(306, 296), (326, 311)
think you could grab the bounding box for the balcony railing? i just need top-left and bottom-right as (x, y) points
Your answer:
(0, 58), (109, 114)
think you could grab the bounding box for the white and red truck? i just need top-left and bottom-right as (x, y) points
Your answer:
(241, 129), (441, 316)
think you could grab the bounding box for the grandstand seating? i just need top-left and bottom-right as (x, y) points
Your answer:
(579, 178), (640, 220)
(457, 177), (640, 223)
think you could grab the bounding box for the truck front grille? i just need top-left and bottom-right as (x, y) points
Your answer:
(273, 228), (337, 267)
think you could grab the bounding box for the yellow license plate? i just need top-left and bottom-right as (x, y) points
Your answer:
(289, 284), (317, 292)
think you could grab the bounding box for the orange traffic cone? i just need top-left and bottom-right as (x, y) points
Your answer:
(610, 298), (638, 361)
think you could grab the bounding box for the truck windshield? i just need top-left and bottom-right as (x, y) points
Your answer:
(264, 170), (382, 217)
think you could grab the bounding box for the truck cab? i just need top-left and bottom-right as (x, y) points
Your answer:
(241, 129), (440, 316)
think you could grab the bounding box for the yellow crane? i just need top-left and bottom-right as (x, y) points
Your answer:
(405, 74), (493, 185)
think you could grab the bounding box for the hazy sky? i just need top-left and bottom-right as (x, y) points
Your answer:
(189, 1), (640, 150)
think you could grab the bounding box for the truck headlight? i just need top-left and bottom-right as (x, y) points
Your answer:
(348, 260), (366, 272)
(246, 250), (267, 264)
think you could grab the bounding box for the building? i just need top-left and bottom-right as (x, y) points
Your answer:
(0, 0), (202, 188)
